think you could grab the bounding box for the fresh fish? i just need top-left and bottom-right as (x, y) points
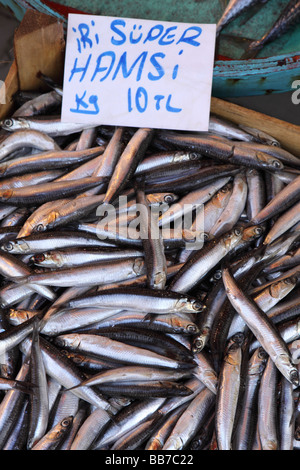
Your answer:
(257, 357), (279, 450)
(70, 408), (111, 450)
(0, 129), (61, 161)
(243, 0), (300, 58)
(18, 257), (146, 287)
(90, 398), (165, 449)
(53, 333), (195, 370)
(222, 266), (299, 385)
(232, 347), (268, 450)
(279, 375), (295, 450)
(215, 333), (245, 450)
(158, 177), (232, 229)
(66, 365), (191, 390)
(216, 0), (268, 36)
(0, 359), (30, 448)
(20, 336), (115, 413)
(27, 326), (49, 449)
(0, 169), (65, 191)
(30, 246), (144, 269)
(103, 128), (154, 204)
(136, 188), (167, 290)
(264, 199), (300, 245)
(1, 117), (96, 137)
(169, 227), (244, 293)
(145, 404), (188, 450)
(31, 416), (74, 450)
(66, 286), (205, 315)
(162, 387), (215, 450)
(0, 146), (105, 178)
(13, 90), (62, 118)
(1, 230), (117, 254)
(0, 176), (108, 207)
(135, 150), (202, 174)
(208, 172), (248, 238)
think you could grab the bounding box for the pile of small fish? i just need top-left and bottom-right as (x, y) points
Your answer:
(0, 86), (299, 450)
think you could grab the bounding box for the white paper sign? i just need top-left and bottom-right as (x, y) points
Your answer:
(61, 14), (216, 131)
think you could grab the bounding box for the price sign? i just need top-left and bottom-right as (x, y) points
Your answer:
(61, 14), (216, 131)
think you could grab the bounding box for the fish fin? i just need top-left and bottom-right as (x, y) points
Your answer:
(11, 379), (37, 395)
(62, 384), (81, 393)
(143, 312), (157, 324)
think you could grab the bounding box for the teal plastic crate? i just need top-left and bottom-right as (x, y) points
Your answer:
(1, 0), (300, 97)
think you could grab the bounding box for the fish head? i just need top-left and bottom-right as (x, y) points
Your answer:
(268, 276), (297, 299)
(185, 323), (199, 335)
(31, 251), (64, 268)
(50, 416), (74, 441)
(147, 192), (178, 206)
(256, 151), (284, 171)
(0, 189), (13, 202)
(191, 329), (209, 352)
(178, 297), (206, 314)
(9, 308), (34, 325)
(1, 239), (30, 254)
(132, 257), (146, 276)
(223, 226), (244, 249)
(168, 315), (199, 334)
(249, 347), (268, 376)
(242, 224), (265, 241)
(1, 117), (29, 132)
(173, 151), (202, 163)
(153, 271), (167, 289)
(164, 436), (184, 451)
(54, 334), (81, 350)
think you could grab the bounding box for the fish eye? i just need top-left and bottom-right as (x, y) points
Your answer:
(233, 332), (244, 344)
(213, 270), (222, 280)
(34, 253), (45, 263)
(192, 300), (205, 312)
(254, 227), (263, 236)
(35, 224), (45, 232)
(234, 228), (242, 236)
(3, 119), (13, 128)
(186, 324), (197, 333)
(189, 152), (200, 160)
(164, 194), (174, 204)
(192, 337), (203, 352)
(3, 242), (13, 251)
(257, 348), (268, 359)
(61, 417), (72, 427)
(272, 159), (282, 169)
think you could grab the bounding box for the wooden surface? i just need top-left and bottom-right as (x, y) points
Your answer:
(211, 97), (300, 158)
(0, 59), (19, 120)
(13, 9), (65, 91)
